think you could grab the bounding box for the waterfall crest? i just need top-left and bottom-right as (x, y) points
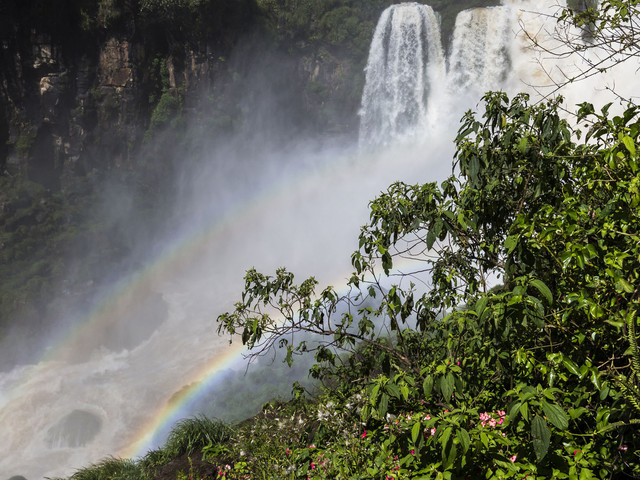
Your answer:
(359, 3), (445, 147)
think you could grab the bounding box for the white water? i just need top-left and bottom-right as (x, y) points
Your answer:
(359, 3), (445, 147)
(360, 0), (639, 147)
(448, 7), (512, 102)
(2, 1), (640, 479)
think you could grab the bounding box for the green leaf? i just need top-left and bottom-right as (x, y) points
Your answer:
(443, 443), (457, 470)
(457, 428), (471, 454)
(475, 296), (489, 318)
(504, 235), (519, 254)
(441, 372), (455, 402)
(508, 401), (521, 421)
(618, 277), (634, 293)
(439, 426), (452, 449)
(562, 358), (580, 376)
(377, 393), (389, 418)
(412, 421), (422, 444)
(423, 375), (434, 398)
(401, 384), (410, 402)
(518, 136), (528, 153)
(622, 135), (636, 156)
(386, 382), (401, 399)
(590, 369), (603, 391)
(480, 431), (489, 449)
(530, 279), (553, 304)
(531, 415), (551, 461)
(426, 228), (437, 250)
(540, 400), (569, 430)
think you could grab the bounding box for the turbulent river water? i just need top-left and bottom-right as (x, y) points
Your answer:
(1, 1), (639, 478)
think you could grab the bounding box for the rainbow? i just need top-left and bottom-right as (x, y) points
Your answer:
(2, 145), (373, 465)
(118, 340), (246, 459)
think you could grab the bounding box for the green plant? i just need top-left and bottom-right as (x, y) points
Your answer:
(163, 415), (231, 459)
(65, 457), (144, 480)
(145, 91), (182, 140)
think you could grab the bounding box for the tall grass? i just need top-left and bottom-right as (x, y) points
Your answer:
(162, 415), (231, 459)
(60, 457), (144, 480)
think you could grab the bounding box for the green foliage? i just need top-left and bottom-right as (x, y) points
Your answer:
(146, 91), (182, 140)
(555, 0), (639, 89)
(0, 178), (80, 321)
(61, 457), (144, 480)
(163, 415), (231, 459)
(218, 91), (640, 477)
(14, 130), (36, 158)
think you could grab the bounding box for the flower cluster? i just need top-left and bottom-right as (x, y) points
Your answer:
(478, 410), (506, 428)
(216, 464), (231, 477)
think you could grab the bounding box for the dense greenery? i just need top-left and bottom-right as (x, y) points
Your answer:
(215, 91), (640, 478)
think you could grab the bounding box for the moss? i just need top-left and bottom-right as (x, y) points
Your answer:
(146, 91), (182, 140)
(15, 130), (36, 158)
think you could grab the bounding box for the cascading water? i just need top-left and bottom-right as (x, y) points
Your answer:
(358, 3), (445, 147)
(3, 1), (640, 479)
(447, 7), (513, 100)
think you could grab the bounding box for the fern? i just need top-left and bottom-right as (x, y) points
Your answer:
(616, 310), (640, 416)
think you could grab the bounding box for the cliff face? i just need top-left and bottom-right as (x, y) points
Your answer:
(0, 7), (227, 187)
(0, 1), (374, 192)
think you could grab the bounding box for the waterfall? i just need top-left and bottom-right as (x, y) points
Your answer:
(359, 0), (636, 147)
(359, 3), (445, 147)
(448, 7), (513, 99)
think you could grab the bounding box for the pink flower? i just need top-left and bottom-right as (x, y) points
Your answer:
(286, 448), (290, 455)
(361, 430), (367, 438)
(425, 414), (431, 420)
(310, 462), (315, 469)
(411, 449), (415, 455)
(620, 445), (628, 451)
(430, 427), (436, 436)
(509, 455), (517, 463)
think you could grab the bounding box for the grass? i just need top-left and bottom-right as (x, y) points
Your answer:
(53, 457), (144, 480)
(163, 416), (231, 459)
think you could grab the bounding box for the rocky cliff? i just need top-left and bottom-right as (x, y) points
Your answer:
(0, 0), (383, 189)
